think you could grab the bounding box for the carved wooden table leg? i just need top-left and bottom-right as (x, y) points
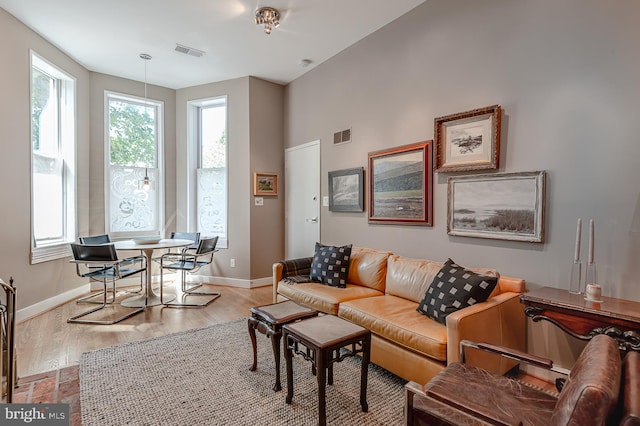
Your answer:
(248, 301), (318, 392)
(282, 315), (371, 426)
(247, 316), (259, 372)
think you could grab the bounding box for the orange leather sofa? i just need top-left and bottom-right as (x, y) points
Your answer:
(272, 247), (527, 384)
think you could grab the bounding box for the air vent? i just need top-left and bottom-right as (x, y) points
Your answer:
(333, 128), (351, 145)
(175, 44), (205, 58)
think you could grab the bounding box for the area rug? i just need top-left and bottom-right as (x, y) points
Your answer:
(80, 319), (406, 425)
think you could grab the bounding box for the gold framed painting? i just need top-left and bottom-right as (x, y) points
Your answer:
(253, 172), (278, 196)
(435, 105), (501, 173)
(368, 141), (433, 226)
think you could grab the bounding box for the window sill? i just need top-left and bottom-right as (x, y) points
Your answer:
(31, 243), (72, 264)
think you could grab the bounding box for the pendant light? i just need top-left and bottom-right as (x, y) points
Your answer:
(138, 53), (154, 191)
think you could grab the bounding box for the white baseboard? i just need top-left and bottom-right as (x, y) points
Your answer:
(17, 275), (271, 323)
(16, 284), (90, 323)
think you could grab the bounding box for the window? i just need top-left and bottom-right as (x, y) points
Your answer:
(188, 97), (228, 247)
(30, 52), (76, 264)
(105, 92), (163, 238)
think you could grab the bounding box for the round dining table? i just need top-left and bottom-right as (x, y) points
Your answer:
(114, 238), (194, 307)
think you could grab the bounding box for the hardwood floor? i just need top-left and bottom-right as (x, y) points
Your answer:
(16, 283), (273, 378)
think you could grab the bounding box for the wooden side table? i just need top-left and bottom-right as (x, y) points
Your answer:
(521, 287), (640, 352)
(248, 300), (318, 391)
(283, 314), (371, 426)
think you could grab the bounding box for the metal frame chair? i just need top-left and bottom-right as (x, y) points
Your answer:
(68, 243), (145, 324)
(159, 236), (221, 307)
(77, 234), (145, 302)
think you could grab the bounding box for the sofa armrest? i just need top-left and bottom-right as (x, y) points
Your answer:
(272, 257), (313, 303)
(445, 292), (526, 373)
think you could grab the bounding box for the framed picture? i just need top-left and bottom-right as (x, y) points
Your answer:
(328, 167), (364, 212)
(447, 171), (546, 242)
(368, 141), (433, 226)
(435, 105), (501, 173)
(253, 172), (278, 196)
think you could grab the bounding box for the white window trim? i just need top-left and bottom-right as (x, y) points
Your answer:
(104, 90), (164, 238)
(30, 50), (77, 264)
(187, 96), (228, 248)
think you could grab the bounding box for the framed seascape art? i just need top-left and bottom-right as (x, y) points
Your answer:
(434, 105), (501, 173)
(328, 167), (364, 212)
(447, 171), (546, 242)
(253, 172), (278, 196)
(368, 141), (433, 226)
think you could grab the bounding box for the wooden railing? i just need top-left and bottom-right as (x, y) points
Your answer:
(0, 277), (16, 403)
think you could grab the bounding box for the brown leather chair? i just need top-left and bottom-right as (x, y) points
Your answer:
(405, 334), (640, 426)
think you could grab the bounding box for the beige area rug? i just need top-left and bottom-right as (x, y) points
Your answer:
(80, 319), (406, 425)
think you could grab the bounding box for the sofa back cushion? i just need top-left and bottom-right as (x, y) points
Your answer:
(347, 247), (392, 292)
(550, 334), (621, 425)
(385, 255), (444, 303)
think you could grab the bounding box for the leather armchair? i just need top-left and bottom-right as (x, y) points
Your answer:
(405, 334), (640, 426)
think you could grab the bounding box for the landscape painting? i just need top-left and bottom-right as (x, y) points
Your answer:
(447, 171), (545, 242)
(253, 172), (278, 196)
(368, 141), (433, 226)
(328, 167), (364, 212)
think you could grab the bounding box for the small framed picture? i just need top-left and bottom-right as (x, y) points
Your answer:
(328, 167), (364, 212)
(368, 141), (433, 226)
(435, 105), (501, 173)
(253, 172), (278, 196)
(447, 171), (546, 242)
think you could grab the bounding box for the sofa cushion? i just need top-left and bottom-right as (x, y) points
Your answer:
(278, 282), (383, 315)
(339, 294), (448, 362)
(385, 255), (444, 303)
(347, 247), (392, 292)
(310, 243), (352, 287)
(417, 259), (498, 325)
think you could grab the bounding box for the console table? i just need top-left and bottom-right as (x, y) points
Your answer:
(521, 287), (640, 352)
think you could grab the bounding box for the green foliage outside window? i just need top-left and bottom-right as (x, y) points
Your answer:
(109, 100), (155, 167)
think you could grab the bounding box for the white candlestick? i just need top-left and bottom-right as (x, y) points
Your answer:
(574, 218), (581, 262)
(588, 219), (594, 264)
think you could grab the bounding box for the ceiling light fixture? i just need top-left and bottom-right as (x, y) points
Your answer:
(255, 7), (280, 35)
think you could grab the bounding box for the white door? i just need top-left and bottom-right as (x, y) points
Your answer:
(285, 140), (320, 259)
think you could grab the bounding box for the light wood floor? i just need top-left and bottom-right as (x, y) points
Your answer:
(15, 283), (273, 378)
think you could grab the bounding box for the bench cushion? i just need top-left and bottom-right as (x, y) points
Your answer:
(339, 294), (447, 362)
(277, 282), (383, 315)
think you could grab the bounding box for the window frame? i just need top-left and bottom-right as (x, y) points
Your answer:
(104, 90), (164, 239)
(187, 96), (228, 248)
(29, 50), (77, 264)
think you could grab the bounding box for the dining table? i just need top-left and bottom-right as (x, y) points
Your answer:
(114, 238), (194, 307)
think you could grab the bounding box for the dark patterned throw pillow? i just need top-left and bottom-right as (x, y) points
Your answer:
(309, 243), (352, 288)
(417, 258), (498, 325)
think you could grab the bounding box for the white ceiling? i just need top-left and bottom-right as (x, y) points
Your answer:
(0, 0), (426, 89)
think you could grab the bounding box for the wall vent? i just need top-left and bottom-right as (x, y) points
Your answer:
(333, 128), (351, 145)
(175, 44), (205, 58)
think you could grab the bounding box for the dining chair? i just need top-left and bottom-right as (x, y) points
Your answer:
(78, 234), (145, 298)
(68, 243), (145, 324)
(159, 236), (221, 307)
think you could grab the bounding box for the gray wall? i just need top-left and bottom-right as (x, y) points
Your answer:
(175, 77), (284, 281)
(249, 77), (285, 279)
(284, 0), (640, 365)
(0, 8), (90, 308)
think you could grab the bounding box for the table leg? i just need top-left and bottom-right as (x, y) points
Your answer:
(121, 248), (174, 307)
(248, 317), (258, 372)
(317, 351), (327, 426)
(271, 329), (283, 391)
(360, 335), (370, 412)
(285, 333), (294, 404)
